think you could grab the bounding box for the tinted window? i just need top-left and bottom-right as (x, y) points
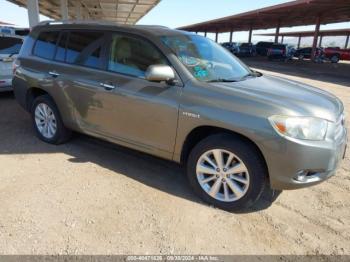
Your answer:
(33, 31), (59, 59)
(272, 44), (286, 50)
(0, 36), (23, 55)
(55, 32), (68, 62)
(66, 31), (105, 69)
(108, 34), (168, 78)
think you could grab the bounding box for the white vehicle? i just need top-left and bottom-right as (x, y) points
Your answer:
(0, 27), (27, 92)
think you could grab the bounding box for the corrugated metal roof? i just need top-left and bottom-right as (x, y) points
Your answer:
(255, 28), (350, 37)
(7, 0), (160, 25)
(177, 0), (350, 33)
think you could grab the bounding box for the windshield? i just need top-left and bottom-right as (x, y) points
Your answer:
(161, 34), (252, 82)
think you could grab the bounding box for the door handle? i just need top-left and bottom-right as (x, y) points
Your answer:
(48, 71), (60, 78)
(100, 82), (116, 90)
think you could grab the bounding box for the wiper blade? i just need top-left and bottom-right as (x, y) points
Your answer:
(206, 78), (238, 83)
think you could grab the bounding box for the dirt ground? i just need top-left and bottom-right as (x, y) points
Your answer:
(0, 58), (349, 255)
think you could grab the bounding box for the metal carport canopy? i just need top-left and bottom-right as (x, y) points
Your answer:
(177, 0), (350, 33)
(255, 28), (350, 37)
(7, 0), (160, 25)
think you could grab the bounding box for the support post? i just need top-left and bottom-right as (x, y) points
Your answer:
(75, 2), (82, 20)
(229, 29), (233, 43)
(275, 21), (280, 43)
(297, 35), (301, 49)
(319, 35), (323, 47)
(60, 0), (68, 20)
(204, 31), (207, 37)
(281, 36), (284, 44)
(248, 26), (253, 44)
(345, 34), (349, 49)
(27, 0), (40, 28)
(311, 16), (321, 61)
(215, 30), (218, 43)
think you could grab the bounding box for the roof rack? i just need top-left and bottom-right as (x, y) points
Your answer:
(37, 20), (121, 27)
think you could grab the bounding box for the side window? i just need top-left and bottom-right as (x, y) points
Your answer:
(108, 34), (168, 78)
(33, 31), (59, 59)
(0, 37), (23, 55)
(66, 31), (105, 69)
(55, 32), (68, 62)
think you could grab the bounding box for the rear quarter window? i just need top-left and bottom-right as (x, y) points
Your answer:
(33, 31), (60, 59)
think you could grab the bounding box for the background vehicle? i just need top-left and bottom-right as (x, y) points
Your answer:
(13, 22), (347, 212)
(236, 42), (256, 57)
(0, 26), (29, 37)
(267, 44), (295, 61)
(324, 47), (350, 63)
(0, 35), (23, 92)
(221, 42), (240, 55)
(294, 47), (323, 60)
(255, 41), (274, 56)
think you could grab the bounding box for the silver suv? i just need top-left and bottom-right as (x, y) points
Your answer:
(13, 21), (347, 211)
(0, 35), (23, 92)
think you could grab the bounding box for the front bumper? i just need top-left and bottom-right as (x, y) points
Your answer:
(264, 124), (347, 190)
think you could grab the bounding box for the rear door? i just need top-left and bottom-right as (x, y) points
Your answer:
(48, 30), (111, 132)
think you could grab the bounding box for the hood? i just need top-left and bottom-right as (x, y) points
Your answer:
(214, 74), (343, 122)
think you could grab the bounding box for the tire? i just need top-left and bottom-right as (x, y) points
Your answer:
(187, 133), (267, 212)
(330, 54), (340, 63)
(31, 94), (71, 144)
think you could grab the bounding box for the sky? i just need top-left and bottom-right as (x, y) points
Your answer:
(1, 0), (349, 46)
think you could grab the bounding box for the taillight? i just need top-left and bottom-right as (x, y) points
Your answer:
(13, 59), (20, 75)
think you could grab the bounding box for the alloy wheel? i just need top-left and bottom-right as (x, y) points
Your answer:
(34, 103), (57, 139)
(196, 149), (250, 202)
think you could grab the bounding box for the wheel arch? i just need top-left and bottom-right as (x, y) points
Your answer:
(25, 87), (50, 111)
(180, 126), (269, 178)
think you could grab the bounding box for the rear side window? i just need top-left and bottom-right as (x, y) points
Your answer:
(0, 36), (23, 55)
(55, 32), (68, 62)
(66, 31), (105, 69)
(33, 31), (59, 59)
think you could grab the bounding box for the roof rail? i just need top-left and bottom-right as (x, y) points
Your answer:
(37, 20), (120, 26)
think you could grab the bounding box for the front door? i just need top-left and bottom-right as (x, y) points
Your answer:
(96, 33), (181, 157)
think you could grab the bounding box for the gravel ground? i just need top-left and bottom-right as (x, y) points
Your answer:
(0, 59), (349, 255)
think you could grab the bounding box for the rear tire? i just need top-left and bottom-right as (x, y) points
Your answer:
(31, 95), (71, 145)
(330, 54), (340, 63)
(187, 134), (267, 212)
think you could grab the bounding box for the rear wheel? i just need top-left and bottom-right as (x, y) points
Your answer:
(330, 54), (340, 63)
(187, 134), (267, 212)
(31, 95), (71, 144)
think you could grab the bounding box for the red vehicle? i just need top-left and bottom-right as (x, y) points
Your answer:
(324, 47), (350, 63)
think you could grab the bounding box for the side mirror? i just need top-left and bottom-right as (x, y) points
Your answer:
(145, 64), (176, 83)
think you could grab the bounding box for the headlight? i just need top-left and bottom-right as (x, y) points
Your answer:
(269, 115), (328, 141)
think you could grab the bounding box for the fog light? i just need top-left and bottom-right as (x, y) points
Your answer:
(295, 170), (308, 182)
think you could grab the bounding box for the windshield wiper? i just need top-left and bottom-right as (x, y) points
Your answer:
(206, 78), (238, 83)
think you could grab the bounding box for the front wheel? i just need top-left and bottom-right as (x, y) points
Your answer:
(187, 134), (267, 212)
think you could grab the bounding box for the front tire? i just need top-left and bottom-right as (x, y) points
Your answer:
(31, 95), (71, 144)
(187, 134), (267, 212)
